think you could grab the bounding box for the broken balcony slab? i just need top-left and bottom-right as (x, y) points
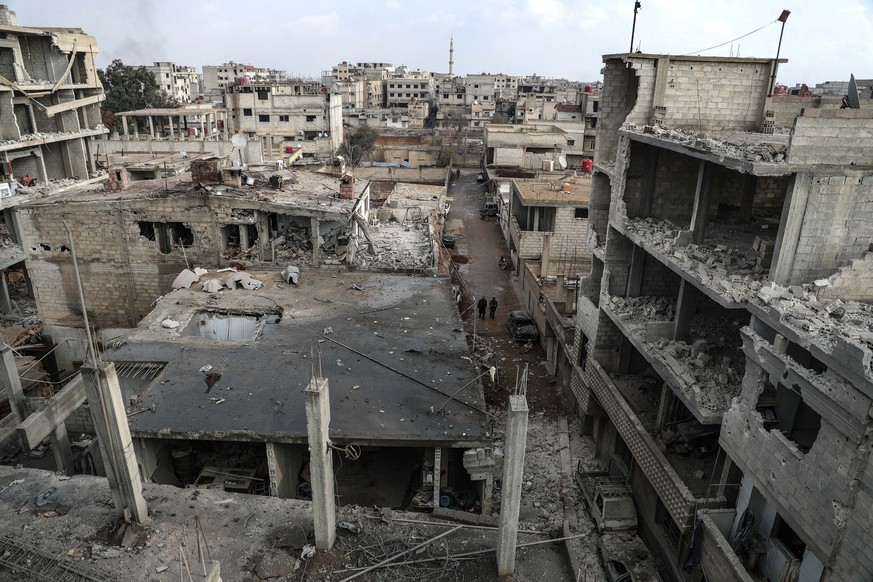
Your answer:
(103, 271), (489, 449)
(605, 295), (744, 423)
(623, 127), (794, 176)
(750, 281), (873, 390)
(618, 218), (766, 308)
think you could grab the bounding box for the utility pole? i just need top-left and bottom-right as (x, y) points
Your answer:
(768, 10), (791, 96)
(629, 1), (642, 53)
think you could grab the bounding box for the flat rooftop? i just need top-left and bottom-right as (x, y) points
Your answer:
(104, 270), (489, 448)
(22, 166), (367, 216)
(116, 106), (227, 117)
(513, 176), (591, 205)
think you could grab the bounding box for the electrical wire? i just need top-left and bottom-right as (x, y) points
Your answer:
(682, 19), (777, 56)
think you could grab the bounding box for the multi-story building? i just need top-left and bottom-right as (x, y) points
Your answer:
(386, 74), (432, 108)
(146, 62), (201, 103)
(0, 5), (106, 188)
(202, 62), (288, 97)
(571, 51), (873, 582)
(224, 81), (341, 161)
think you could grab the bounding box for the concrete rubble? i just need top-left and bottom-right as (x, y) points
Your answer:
(358, 220), (434, 271)
(625, 217), (768, 303)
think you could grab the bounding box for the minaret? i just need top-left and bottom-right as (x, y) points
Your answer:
(449, 36), (454, 77)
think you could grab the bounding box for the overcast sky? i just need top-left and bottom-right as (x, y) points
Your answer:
(10, 0), (873, 87)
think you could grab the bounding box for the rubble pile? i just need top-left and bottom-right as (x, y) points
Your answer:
(608, 295), (676, 321)
(756, 280), (873, 367)
(358, 221), (433, 271)
(0, 131), (84, 146)
(625, 218), (767, 303)
(272, 223), (313, 264)
(627, 124), (789, 163)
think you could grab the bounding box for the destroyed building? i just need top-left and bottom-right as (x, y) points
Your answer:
(572, 53), (873, 581)
(0, 5), (106, 186)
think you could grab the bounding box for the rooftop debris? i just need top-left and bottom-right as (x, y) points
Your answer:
(625, 124), (789, 163)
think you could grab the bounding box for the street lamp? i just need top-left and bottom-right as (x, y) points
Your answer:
(768, 10), (791, 96)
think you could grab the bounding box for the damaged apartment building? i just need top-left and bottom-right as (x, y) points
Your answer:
(4, 152), (477, 512)
(571, 52), (873, 582)
(0, 5), (105, 189)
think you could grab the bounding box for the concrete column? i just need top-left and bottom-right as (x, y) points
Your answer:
(310, 217), (321, 267)
(200, 115), (206, 140)
(304, 376), (336, 550)
(541, 233), (551, 275)
(770, 174), (808, 286)
(1, 345), (26, 426)
(496, 394), (529, 576)
(178, 116), (184, 139)
(222, 112), (228, 141)
(167, 116), (174, 140)
(36, 153), (48, 184)
(673, 280), (697, 342)
(133, 118), (139, 140)
(625, 245), (645, 298)
(50, 422), (74, 476)
(147, 116), (154, 138)
(655, 382), (672, 430)
(81, 363), (148, 524)
(690, 160), (714, 244)
(121, 116), (129, 138)
(0, 271), (13, 314)
(432, 447), (442, 509)
(637, 146), (659, 217)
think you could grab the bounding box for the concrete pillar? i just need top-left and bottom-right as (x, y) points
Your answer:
(690, 160), (714, 244)
(432, 447), (442, 509)
(200, 115), (206, 140)
(36, 153), (48, 184)
(496, 394), (529, 576)
(638, 146), (659, 217)
(167, 116), (174, 140)
(655, 382), (672, 430)
(541, 233), (551, 275)
(50, 422), (74, 476)
(81, 363), (148, 524)
(147, 116), (154, 138)
(1, 345), (26, 426)
(0, 271), (13, 314)
(770, 174), (808, 286)
(178, 116), (184, 139)
(310, 217), (321, 267)
(673, 280), (697, 342)
(222, 112), (228, 141)
(133, 118), (139, 140)
(121, 116), (129, 139)
(625, 245), (645, 298)
(304, 376), (336, 550)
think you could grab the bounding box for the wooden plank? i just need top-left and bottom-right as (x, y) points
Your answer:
(44, 94), (103, 117)
(16, 374), (85, 449)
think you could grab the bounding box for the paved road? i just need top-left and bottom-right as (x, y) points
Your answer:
(444, 170), (518, 334)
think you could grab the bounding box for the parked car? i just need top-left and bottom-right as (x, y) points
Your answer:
(575, 460), (637, 533)
(506, 310), (538, 342)
(476, 171), (487, 182)
(479, 200), (498, 219)
(599, 532), (661, 582)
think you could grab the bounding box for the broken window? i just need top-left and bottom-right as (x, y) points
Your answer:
(575, 208), (589, 219)
(593, 101), (599, 113)
(772, 514), (807, 559)
(257, 89), (269, 100)
(756, 384), (822, 454)
(306, 115), (316, 122)
(243, 108), (252, 117)
(137, 221), (193, 254)
(138, 221), (156, 241)
(221, 224), (259, 257)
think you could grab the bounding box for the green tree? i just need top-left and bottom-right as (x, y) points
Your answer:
(97, 59), (178, 133)
(337, 124), (379, 167)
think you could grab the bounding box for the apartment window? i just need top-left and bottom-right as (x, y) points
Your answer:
(406, 93), (411, 97)
(243, 108), (252, 117)
(258, 114), (270, 122)
(483, 95), (489, 100)
(772, 515), (807, 559)
(567, 139), (576, 146)
(165, 73), (170, 79)
(406, 84), (411, 88)
(257, 89), (269, 100)
(443, 93), (449, 99)
(306, 115), (316, 122)
(756, 384), (822, 454)
(593, 101), (599, 112)
(279, 115), (289, 122)
(656, 500), (682, 549)
(574, 208), (589, 219)
(474, 84), (479, 88)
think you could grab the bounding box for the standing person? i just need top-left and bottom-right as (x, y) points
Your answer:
(489, 297), (498, 319)
(477, 297), (487, 320)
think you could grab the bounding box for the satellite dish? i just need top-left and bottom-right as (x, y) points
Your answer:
(558, 156), (567, 169)
(231, 134), (248, 149)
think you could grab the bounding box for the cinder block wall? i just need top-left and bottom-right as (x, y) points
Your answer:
(789, 109), (873, 166)
(648, 150), (699, 224)
(596, 59), (639, 165)
(829, 450), (873, 581)
(588, 172), (611, 246)
(640, 254), (681, 297)
(790, 172), (873, 283)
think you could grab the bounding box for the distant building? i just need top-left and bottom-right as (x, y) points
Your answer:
(146, 62), (201, 103)
(202, 62), (288, 97)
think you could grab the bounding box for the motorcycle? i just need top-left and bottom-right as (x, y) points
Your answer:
(498, 256), (508, 270)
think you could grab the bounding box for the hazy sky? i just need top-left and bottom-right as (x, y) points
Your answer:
(10, 0), (873, 86)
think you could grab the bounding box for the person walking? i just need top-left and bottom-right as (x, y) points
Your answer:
(477, 297), (487, 320)
(489, 297), (498, 319)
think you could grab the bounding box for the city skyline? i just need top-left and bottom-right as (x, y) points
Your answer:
(11, 0), (873, 87)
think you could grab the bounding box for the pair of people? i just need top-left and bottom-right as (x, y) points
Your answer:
(477, 297), (498, 320)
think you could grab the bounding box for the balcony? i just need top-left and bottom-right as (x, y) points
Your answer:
(603, 295), (745, 424)
(581, 357), (717, 527)
(698, 510), (755, 582)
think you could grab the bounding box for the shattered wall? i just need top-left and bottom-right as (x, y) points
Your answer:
(788, 109), (873, 166)
(720, 355), (865, 560)
(828, 448), (873, 581)
(789, 172), (873, 283)
(596, 58), (639, 166)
